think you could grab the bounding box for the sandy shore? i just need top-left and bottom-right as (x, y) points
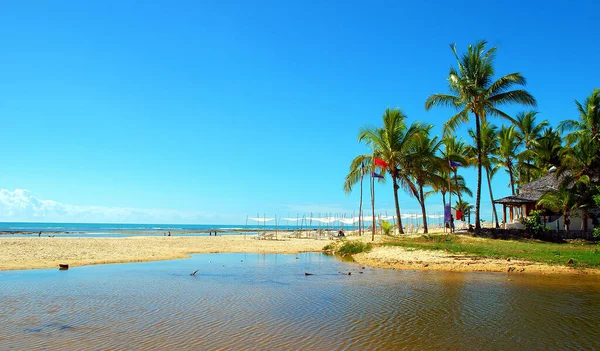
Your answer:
(353, 246), (600, 275)
(0, 235), (329, 271)
(1, 234), (597, 275)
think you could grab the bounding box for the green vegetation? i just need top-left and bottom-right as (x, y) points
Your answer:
(379, 220), (394, 236)
(382, 234), (600, 269)
(520, 210), (549, 238)
(343, 40), (600, 238)
(323, 239), (372, 256)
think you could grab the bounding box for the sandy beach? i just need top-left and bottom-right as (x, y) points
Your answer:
(1, 234), (597, 275)
(0, 235), (328, 271)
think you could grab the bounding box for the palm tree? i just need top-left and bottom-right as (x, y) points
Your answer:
(425, 40), (537, 232)
(559, 88), (600, 178)
(455, 199), (474, 225)
(532, 127), (563, 175)
(537, 187), (578, 231)
(514, 111), (548, 184)
(405, 129), (446, 233)
(425, 171), (472, 218)
(557, 89), (600, 231)
(496, 125), (520, 195)
(472, 122), (501, 228)
(343, 155), (373, 236)
(558, 136), (598, 231)
(441, 135), (471, 209)
(359, 108), (425, 234)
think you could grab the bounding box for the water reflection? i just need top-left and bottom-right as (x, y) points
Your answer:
(0, 253), (599, 350)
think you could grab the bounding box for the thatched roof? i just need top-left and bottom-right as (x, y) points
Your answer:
(494, 171), (563, 206)
(493, 195), (536, 205)
(518, 172), (563, 199)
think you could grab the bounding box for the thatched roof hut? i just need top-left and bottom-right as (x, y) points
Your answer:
(493, 169), (565, 225)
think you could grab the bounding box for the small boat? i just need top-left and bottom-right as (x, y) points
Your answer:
(59, 264), (69, 270)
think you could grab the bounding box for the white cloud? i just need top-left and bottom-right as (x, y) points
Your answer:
(0, 189), (232, 224)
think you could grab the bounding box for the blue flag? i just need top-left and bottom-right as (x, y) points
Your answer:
(450, 161), (462, 168)
(372, 172), (384, 179)
(444, 204), (451, 223)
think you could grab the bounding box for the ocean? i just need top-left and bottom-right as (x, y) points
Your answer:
(0, 222), (350, 235)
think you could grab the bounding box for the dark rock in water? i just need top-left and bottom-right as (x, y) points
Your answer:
(304, 272), (313, 276)
(59, 264), (69, 270)
(507, 267), (515, 273)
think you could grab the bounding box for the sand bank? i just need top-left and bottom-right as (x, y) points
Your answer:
(353, 246), (600, 275)
(1, 234), (597, 275)
(0, 235), (329, 271)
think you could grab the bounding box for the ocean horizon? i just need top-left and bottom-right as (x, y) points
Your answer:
(0, 221), (355, 233)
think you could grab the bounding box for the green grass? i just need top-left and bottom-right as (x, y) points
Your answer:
(323, 239), (372, 256)
(382, 234), (600, 269)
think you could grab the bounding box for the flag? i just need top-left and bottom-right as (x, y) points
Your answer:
(450, 161), (462, 168)
(372, 172), (384, 179)
(444, 204), (451, 223)
(374, 158), (388, 168)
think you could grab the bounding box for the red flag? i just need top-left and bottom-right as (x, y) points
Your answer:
(374, 158), (388, 168)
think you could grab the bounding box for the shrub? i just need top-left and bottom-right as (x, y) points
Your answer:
(520, 210), (549, 238)
(338, 240), (372, 255)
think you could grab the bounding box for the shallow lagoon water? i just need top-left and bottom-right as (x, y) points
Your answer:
(1, 253), (599, 350)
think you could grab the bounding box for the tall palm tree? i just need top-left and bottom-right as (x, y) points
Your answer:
(405, 130), (446, 233)
(514, 111), (548, 184)
(496, 125), (520, 195)
(359, 108), (425, 234)
(425, 40), (537, 232)
(468, 122), (500, 228)
(343, 155), (373, 236)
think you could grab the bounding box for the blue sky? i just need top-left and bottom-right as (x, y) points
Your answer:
(0, 0), (598, 224)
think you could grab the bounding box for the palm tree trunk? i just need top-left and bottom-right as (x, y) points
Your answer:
(475, 113), (482, 232)
(419, 185), (428, 233)
(486, 166), (500, 228)
(359, 174), (363, 236)
(582, 209), (588, 232)
(371, 173), (375, 241)
(392, 176), (404, 234)
(508, 161), (516, 196)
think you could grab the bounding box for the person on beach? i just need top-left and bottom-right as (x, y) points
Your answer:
(168, 231), (171, 236)
(337, 230), (345, 237)
(39, 231), (42, 237)
(450, 215), (455, 232)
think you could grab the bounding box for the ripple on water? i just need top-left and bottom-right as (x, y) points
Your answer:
(0, 253), (599, 351)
